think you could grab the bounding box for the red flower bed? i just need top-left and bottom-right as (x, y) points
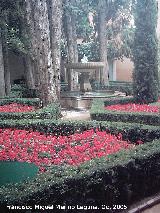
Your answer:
(0, 128), (138, 172)
(105, 103), (159, 113)
(0, 103), (35, 113)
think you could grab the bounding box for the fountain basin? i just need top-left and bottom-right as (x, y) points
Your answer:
(60, 96), (92, 109)
(65, 62), (105, 92)
(60, 90), (119, 109)
(65, 62), (104, 70)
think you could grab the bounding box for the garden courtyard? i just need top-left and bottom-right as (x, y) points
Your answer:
(0, 0), (160, 213)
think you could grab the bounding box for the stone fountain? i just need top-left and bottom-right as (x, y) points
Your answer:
(60, 57), (120, 109)
(65, 61), (105, 92)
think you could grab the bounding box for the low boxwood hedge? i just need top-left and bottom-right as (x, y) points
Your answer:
(90, 98), (160, 126)
(0, 98), (40, 107)
(7, 84), (38, 98)
(0, 99), (61, 120)
(91, 81), (133, 96)
(0, 119), (159, 144)
(0, 103), (160, 211)
(0, 137), (160, 212)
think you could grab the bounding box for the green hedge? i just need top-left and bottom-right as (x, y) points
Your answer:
(90, 98), (160, 126)
(0, 99), (61, 120)
(104, 96), (135, 106)
(1, 137), (160, 211)
(0, 98), (40, 107)
(0, 107), (160, 210)
(0, 119), (159, 144)
(91, 81), (133, 95)
(7, 84), (38, 98)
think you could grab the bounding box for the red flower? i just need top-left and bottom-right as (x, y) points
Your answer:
(0, 103), (35, 113)
(105, 103), (159, 113)
(0, 128), (139, 172)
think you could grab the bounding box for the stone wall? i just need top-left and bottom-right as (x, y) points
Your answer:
(116, 58), (133, 82)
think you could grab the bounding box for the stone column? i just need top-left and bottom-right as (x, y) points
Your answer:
(112, 60), (117, 81)
(80, 71), (92, 92)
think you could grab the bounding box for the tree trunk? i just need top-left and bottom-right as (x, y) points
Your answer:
(24, 0), (58, 105)
(98, 0), (109, 85)
(0, 30), (6, 97)
(24, 0), (40, 88)
(23, 55), (35, 89)
(2, 39), (11, 95)
(1, 13), (11, 95)
(48, 0), (62, 100)
(64, 0), (79, 91)
(34, 0), (58, 105)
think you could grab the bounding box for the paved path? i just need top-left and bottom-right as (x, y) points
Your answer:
(61, 109), (91, 121)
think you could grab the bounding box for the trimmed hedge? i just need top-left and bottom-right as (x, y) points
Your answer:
(0, 99), (160, 211)
(0, 98), (40, 107)
(0, 119), (159, 143)
(91, 81), (133, 96)
(0, 99), (61, 120)
(90, 98), (160, 126)
(1, 137), (160, 211)
(7, 84), (38, 98)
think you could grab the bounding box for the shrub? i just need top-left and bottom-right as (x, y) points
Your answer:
(0, 100), (61, 120)
(0, 137), (160, 211)
(90, 98), (160, 125)
(0, 98), (40, 107)
(8, 84), (38, 98)
(91, 81), (133, 96)
(0, 119), (159, 143)
(132, 0), (159, 103)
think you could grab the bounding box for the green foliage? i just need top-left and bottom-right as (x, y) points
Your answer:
(108, 81), (133, 95)
(0, 110), (159, 207)
(158, 40), (160, 81)
(7, 84), (27, 98)
(0, 98), (40, 107)
(91, 81), (133, 95)
(0, 123), (160, 207)
(107, 27), (134, 60)
(0, 0), (27, 54)
(132, 0), (159, 103)
(0, 100), (61, 120)
(7, 27), (27, 54)
(90, 98), (160, 125)
(65, 0), (134, 61)
(8, 84), (38, 99)
(0, 119), (159, 143)
(78, 41), (100, 61)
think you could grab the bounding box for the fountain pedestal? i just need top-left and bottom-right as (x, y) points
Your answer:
(80, 72), (92, 92)
(65, 62), (104, 92)
(61, 62), (109, 109)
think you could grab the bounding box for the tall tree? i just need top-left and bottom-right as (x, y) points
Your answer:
(74, 0), (132, 84)
(48, 0), (63, 99)
(0, 30), (6, 97)
(0, 4), (11, 95)
(133, 0), (159, 103)
(25, 0), (58, 105)
(98, 0), (109, 85)
(24, 0), (39, 89)
(64, 0), (79, 91)
(23, 56), (35, 89)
